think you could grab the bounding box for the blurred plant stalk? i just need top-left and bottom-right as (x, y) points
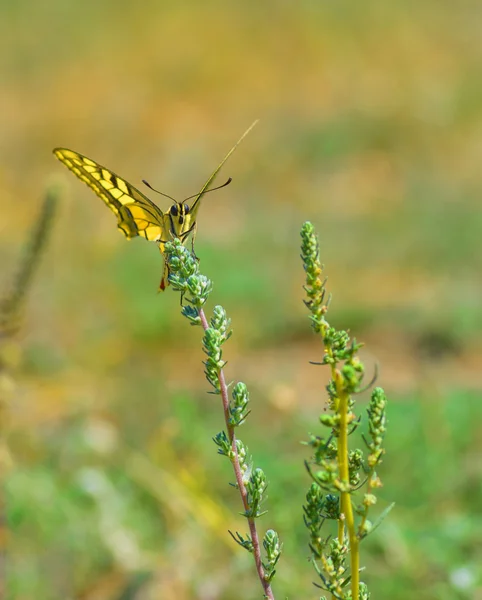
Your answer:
(0, 185), (59, 598)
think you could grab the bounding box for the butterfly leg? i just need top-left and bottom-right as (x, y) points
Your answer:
(190, 222), (200, 262)
(178, 222), (199, 261)
(159, 259), (170, 292)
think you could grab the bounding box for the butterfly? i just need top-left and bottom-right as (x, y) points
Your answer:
(53, 121), (257, 290)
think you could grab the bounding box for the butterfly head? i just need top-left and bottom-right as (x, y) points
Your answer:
(166, 201), (196, 241)
(169, 202), (191, 226)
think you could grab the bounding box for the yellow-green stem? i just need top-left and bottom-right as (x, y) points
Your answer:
(335, 370), (359, 600)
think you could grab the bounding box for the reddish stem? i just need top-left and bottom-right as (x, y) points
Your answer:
(199, 308), (275, 600)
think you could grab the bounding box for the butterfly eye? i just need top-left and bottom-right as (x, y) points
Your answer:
(184, 203), (190, 214)
(170, 204), (178, 216)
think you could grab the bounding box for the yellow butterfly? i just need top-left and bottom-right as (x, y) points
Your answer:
(53, 122), (257, 290)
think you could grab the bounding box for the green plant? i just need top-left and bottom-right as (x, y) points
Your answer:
(161, 222), (391, 600)
(301, 221), (392, 599)
(164, 238), (281, 600)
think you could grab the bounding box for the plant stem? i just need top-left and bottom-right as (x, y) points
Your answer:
(198, 308), (275, 600)
(335, 371), (359, 600)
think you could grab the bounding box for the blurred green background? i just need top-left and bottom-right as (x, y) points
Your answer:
(1, 1), (482, 598)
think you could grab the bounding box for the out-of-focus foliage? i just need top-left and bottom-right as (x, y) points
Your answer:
(1, 0), (481, 598)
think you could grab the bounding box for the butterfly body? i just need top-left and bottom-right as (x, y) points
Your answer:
(53, 121), (257, 290)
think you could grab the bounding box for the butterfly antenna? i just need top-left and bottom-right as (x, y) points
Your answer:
(142, 179), (177, 202)
(183, 177), (232, 203)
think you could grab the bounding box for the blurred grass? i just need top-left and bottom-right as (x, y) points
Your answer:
(7, 389), (482, 598)
(2, 0), (482, 598)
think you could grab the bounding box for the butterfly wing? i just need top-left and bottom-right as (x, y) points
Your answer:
(187, 120), (258, 219)
(53, 148), (168, 243)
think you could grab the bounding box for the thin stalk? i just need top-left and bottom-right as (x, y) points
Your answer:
(335, 372), (359, 599)
(198, 308), (275, 600)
